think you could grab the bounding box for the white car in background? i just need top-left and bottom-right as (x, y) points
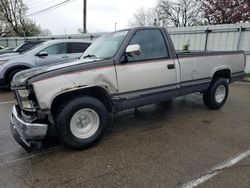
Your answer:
(0, 39), (92, 88)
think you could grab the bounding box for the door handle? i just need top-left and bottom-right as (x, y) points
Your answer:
(167, 64), (175, 69)
(62, 56), (69, 58)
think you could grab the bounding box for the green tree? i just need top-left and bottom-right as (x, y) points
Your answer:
(0, 0), (41, 37)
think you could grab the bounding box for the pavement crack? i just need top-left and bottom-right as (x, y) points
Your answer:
(10, 166), (33, 188)
(54, 177), (77, 187)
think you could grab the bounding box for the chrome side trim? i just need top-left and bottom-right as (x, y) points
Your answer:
(180, 78), (211, 87)
(112, 84), (177, 100)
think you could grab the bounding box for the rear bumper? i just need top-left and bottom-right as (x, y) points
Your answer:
(10, 105), (48, 152)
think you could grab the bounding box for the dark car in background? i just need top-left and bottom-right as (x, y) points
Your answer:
(0, 40), (45, 55)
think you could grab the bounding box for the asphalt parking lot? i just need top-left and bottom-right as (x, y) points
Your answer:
(0, 83), (250, 188)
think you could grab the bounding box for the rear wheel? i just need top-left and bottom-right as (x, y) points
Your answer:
(56, 96), (108, 150)
(203, 78), (229, 110)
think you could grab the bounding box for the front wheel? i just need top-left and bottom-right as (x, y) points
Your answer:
(56, 97), (108, 150)
(203, 78), (229, 110)
(7, 68), (26, 88)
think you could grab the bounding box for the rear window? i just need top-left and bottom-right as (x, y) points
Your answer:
(68, 42), (90, 53)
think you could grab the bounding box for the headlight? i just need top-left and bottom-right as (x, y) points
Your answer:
(21, 100), (34, 109)
(18, 90), (30, 98)
(0, 60), (8, 65)
(16, 89), (35, 110)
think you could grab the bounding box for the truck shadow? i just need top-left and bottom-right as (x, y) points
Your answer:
(34, 95), (207, 152)
(0, 88), (11, 94)
(108, 94), (206, 134)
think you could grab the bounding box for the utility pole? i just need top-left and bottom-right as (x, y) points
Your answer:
(114, 23), (117, 31)
(83, 0), (87, 33)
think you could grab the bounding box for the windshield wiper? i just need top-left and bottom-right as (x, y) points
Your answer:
(83, 54), (98, 59)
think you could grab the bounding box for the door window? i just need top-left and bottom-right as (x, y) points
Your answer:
(127, 30), (169, 62)
(68, 42), (90, 53)
(42, 43), (66, 55)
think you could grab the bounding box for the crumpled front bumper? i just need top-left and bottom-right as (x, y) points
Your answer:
(10, 105), (48, 152)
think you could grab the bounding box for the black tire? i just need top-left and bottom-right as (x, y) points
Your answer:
(203, 78), (229, 110)
(6, 68), (25, 87)
(56, 96), (108, 150)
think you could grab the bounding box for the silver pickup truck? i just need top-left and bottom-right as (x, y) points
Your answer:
(10, 27), (246, 152)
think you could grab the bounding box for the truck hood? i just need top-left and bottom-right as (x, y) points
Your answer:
(11, 58), (101, 87)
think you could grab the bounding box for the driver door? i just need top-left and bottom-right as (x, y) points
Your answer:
(35, 43), (67, 67)
(116, 29), (177, 94)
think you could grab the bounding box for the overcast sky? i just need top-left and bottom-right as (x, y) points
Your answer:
(24, 0), (157, 35)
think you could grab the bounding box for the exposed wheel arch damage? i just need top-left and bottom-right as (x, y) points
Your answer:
(51, 86), (113, 118)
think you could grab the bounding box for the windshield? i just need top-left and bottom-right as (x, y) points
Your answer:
(13, 43), (25, 52)
(81, 30), (128, 59)
(14, 42), (46, 54)
(22, 42), (46, 54)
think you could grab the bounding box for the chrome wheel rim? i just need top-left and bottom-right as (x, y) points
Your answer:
(70, 108), (100, 139)
(215, 85), (226, 103)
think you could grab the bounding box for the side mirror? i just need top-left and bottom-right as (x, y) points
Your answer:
(126, 44), (141, 57)
(37, 51), (48, 57)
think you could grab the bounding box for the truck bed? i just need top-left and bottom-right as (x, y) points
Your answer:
(176, 50), (246, 84)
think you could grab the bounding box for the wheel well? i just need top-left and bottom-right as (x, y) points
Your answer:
(5, 65), (30, 82)
(212, 69), (231, 82)
(51, 86), (113, 117)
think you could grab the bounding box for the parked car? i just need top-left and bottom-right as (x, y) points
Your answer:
(0, 41), (45, 56)
(0, 47), (15, 53)
(10, 27), (245, 152)
(0, 39), (91, 88)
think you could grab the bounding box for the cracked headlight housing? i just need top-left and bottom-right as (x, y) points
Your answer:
(18, 89), (30, 98)
(21, 100), (35, 109)
(16, 89), (35, 110)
